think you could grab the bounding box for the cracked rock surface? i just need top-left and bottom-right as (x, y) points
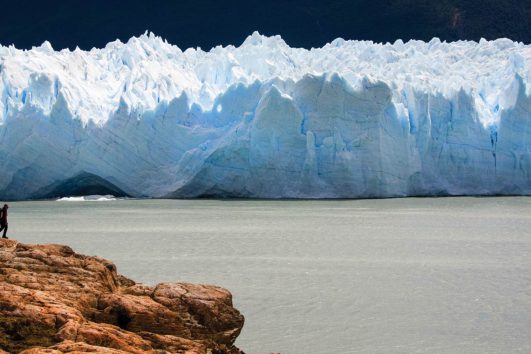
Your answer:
(0, 239), (244, 353)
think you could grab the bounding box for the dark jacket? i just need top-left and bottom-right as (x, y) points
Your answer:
(0, 208), (6, 224)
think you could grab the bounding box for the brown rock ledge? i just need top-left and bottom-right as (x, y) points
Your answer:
(0, 239), (244, 353)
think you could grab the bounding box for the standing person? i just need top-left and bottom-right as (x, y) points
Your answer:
(0, 204), (8, 239)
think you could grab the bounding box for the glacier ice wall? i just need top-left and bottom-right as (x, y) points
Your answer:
(0, 32), (530, 199)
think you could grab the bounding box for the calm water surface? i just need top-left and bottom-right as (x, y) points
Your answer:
(7, 197), (531, 354)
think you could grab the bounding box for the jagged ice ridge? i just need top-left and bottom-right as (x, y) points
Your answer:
(1, 32), (530, 199)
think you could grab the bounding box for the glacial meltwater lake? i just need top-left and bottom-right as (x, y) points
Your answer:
(7, 197), (531, 353)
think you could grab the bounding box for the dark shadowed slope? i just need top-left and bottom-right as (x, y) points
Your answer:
(0, 0), (530, 51)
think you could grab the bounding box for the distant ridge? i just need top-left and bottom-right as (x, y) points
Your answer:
(0, 0), (530, 51)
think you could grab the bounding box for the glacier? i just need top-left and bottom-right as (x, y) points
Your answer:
(0, 32), (530, 199)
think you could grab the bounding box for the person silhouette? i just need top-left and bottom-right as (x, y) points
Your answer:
(0, 204), (8, 239)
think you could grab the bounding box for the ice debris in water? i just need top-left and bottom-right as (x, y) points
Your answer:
(56, 195), (118, 202)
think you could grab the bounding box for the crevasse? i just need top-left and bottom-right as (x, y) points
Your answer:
(0, 32), (530, 199)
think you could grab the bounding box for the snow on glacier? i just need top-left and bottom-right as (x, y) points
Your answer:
(0, 32), (530, 199)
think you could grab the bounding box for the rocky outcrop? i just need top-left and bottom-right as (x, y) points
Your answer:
(0, 239), (244, 353)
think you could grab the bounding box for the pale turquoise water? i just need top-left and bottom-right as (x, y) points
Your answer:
(7, 197), (531, 354)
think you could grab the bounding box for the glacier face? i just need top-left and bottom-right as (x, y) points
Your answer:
(0, 32), (531, 199)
